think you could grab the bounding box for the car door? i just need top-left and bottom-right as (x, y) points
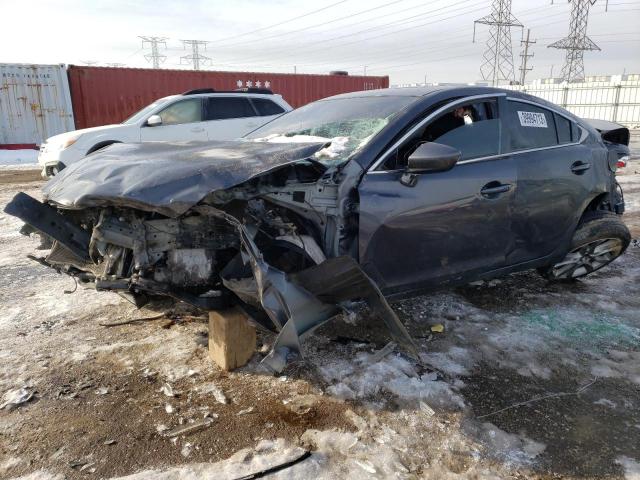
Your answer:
(504, 98), (598, 264)
(358, 94), (517, 295)
(203, 97), (263, 140)
(139, 98), (208, 142)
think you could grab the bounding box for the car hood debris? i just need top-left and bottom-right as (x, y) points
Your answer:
(43, 140), (328, 217)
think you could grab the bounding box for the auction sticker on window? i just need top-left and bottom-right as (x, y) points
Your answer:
(517, 111), (548, 128)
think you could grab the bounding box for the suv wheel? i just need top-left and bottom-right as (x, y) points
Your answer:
(538, 211), (630, 281)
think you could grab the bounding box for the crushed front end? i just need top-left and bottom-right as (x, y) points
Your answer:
(4, 141), (417, 372)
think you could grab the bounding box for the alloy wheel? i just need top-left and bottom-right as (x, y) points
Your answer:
(550, 238), (624, 279)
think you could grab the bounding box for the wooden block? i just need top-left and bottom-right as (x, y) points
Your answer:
(208, 307), (256, 371)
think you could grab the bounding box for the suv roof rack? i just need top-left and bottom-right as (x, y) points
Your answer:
(182, 88), (216, 95)
(234, 87), (273, 95)
(181, 87), (274, 96)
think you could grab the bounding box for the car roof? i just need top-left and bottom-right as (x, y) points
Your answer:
(320, 85), (544, 101)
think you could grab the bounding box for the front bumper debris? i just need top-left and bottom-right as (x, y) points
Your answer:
(4, 194), (418, 373)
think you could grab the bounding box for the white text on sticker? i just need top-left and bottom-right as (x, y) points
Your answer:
(517, 111), (548, 128)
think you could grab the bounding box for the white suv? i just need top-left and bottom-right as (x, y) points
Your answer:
(38, 88), (292, 177)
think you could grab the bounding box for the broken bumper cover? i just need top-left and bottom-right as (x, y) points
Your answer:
(4, 194), (418, 373)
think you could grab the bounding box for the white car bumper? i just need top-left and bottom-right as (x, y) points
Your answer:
(38, 145), (83, 178)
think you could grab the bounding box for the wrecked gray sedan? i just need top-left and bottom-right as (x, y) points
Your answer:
(5, 86), (631, 372)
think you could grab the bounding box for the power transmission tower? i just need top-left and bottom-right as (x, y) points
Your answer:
(139, 36), (168, 69)
(548, 0), (602, 83)
(106, 63), (126, 68)
(180, 40), (211, 70)
(518, 29), (536, 85)
(474, 0), (523, 86)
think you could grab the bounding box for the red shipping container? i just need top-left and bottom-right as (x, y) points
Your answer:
(67, 66), (389, 129)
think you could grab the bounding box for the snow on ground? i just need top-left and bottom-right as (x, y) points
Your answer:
(0, 149), (38, 166)
(1, 152), (640, 479)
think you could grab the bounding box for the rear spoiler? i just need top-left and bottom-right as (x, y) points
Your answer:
(583, 118), (630, 146)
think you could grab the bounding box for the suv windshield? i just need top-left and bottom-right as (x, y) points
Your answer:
(122, 98), (172, 125)
(245, 96), (416, 165)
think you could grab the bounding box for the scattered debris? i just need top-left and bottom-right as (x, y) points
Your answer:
(231, 450), (312, 480)
(165, 403), (174, 414)
(370, 342), (396, 364)
(197, 382), (228, 404)
(354, 459), (377, 474)
(283, 395), (318, 415)
(95, 387), (109, 395)
(181, 442), (193, 458)
(237, 407), (255, 416)
(419, 401), (436, 417)
(103, 439), (117, 445)
(99, 312), (167, 327)
(163, 417), (215, 438)
(478, 378), (598, 419)
(160, 383), (175, 397)
(1, 387), (35, 410)
(156, 424), (169, 434)
(430, 324), (445, 333)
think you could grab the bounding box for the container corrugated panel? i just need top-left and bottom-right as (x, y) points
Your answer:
(68, 66), (389, 129)
(0, 64), (75, 146)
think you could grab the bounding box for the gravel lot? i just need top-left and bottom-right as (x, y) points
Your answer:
(1, 144), (639, 479)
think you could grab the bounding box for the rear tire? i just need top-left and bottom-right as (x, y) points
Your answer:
(538, 211), (630, 281)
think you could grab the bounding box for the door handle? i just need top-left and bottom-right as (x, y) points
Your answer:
(480, 182), (512, 198)
(571, 161), (591, 174)
(190, 127), (205, 133)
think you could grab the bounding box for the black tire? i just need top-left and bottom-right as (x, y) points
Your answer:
(538, 211), (630, 281)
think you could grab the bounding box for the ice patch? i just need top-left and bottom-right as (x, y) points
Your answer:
(320, 352), (464, 409)
(616, 456), (640, 480)
(474, 422), (546, 466)
(594, 398), (617, 409)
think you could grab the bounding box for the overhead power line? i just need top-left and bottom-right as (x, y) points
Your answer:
(213, 0), (349, 45)
(139, 36), (168, 69)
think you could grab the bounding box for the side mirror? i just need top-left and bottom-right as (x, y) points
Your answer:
(401, 142), (461, 187)
(146, 115), (162, 127)
(407, 142), (461, 173)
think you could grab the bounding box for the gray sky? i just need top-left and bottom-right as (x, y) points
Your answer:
(1, 0), (639, 84)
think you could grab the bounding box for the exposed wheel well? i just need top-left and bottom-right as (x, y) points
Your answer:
(86, 141), (121, 155)
(583, 192), (612, 214)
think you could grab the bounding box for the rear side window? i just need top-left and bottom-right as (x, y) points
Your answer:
(157, 99), (203, 125)
(206, 97), (256, 120)
(555, 113), (572, 144)
(571, 123), (581, 142)
(251, 98), (285, 116)
(506, 100), (557, 151)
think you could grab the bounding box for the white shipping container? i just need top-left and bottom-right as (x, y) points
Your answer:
(0, 63), (75, 146)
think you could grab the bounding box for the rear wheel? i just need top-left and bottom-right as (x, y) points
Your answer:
(538, 211), (630, 281)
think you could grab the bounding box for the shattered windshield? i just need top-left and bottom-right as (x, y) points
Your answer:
(245, 96), (416, 165)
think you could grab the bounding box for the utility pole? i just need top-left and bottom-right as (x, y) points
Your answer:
(518, 29), (536, 85)
(81, 60), (98, 66)
(548, 0), (602, 83)
(181, 40), (211, 70)
(139, 36), (168, 69)
(106, 63), (126, 68)
(474, 0), (523, 86)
